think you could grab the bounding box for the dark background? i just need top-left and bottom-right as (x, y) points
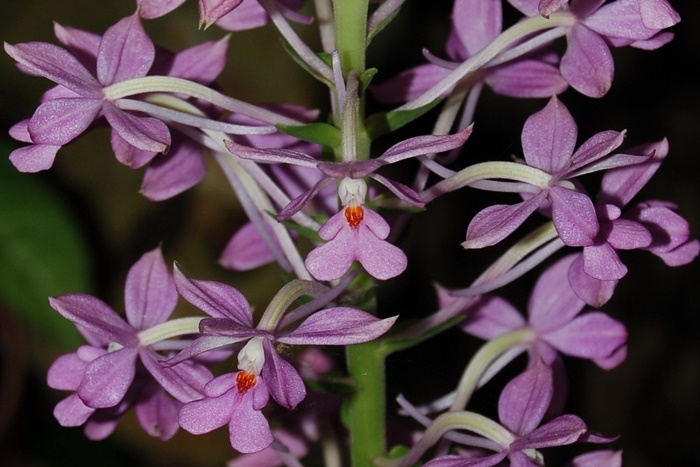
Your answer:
(1, 1), (698, 465)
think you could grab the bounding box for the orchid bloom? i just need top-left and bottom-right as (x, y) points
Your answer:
(163, 269), (397, 452)
(46, 248), (212, 440)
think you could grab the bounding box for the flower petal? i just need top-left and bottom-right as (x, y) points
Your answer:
(528, 255), (585, 332)
(141, 139), (207, 201)
(229, 391), (274, 453)
(464, 196), (544, 249)
(544, 312), (627, 362)
(28, 97), (101, 146)
(550, 185), (598, 247)
(134, 385), (181, 440)
(261, 339), (306, 409)
(97, 14), (154, 85)
(561, 25), (614, 97)
(103, 104), (170, 154)
(498, 361), (553, 435)
(460, 295), (526, 340)
(521, 95), (577, 174)
(140, 349), (211, 403)
(278, 308), (397, 345)
(78, 346), (139, 408)
(9, 143), (61, 173)
(124, 247), (177, 329)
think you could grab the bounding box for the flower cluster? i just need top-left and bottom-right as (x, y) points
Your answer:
(4, 0), (696, 465)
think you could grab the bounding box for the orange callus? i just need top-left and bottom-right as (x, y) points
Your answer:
(344, 205), (364, 229)
(236, 371), (257, 394)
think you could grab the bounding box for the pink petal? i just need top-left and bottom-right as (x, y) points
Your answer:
(135, 386), (181, 440)
(262, 339), (306, 409)
(167, 35), (230, 83)
(9, 144), (60, 173)
(528, 255), (585, 332)
(179, 390), (236, 434)
(54, 394), (95, 427)
(487, 59), (568, 98)
(452, 0), (502, 55)
(370, 64), (450, 103)
(219, 222), (278, 271)
(550, 186), (599, 247)
(103, 104), (170, 154)
(137, 0), (187, 19)
(97, 14), (154, 85)
(521, 96), (577, 173)
(561, 25), (614, 97)
(278, 308), (397, 345)
(199, 0), (245, 26)
(356, 224), (407, 280)
(544, 312), (627, 362)
(464, 196), (544, 249)
(498, 361), (553, 435)
(229, 391), (274, 453)
(124, 247), (177, 329)
(460, 295), (526, 340)
(28, 97), (101, 145)
(78, 347), (139, 408)
(110, 130), (158, 169)
(568, 254), (617, 307)
(141, 140), (207, 200)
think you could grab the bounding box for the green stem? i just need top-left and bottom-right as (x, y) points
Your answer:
(333, 0), (369, 73)
(347, 338), (387, 466)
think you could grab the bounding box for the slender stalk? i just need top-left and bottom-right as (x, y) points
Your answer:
(332, 0), (369, 73)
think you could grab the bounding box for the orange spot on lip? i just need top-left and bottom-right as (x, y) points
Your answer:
(344, 205), (364, 229)
(236, 371), (257, 394)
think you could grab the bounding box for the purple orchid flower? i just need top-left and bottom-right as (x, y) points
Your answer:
(424, 361), (604, 466)
(508, 0), (680, 97)
(567, 138), (699, 306)
(164, 269), (397, 452)
(372, 0), (568, 103)
(464, 95), (649, 250)
(46, 248), (213, 439)
(460, 254), (628, 370)
(565, 449), (623, 467)
(5, 13), (171, 172)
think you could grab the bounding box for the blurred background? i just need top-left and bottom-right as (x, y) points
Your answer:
(1, 0), (698, 465)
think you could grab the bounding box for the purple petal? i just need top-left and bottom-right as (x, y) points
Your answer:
(539, 0), (568, 16)
(277, 177), (333, 220)
(581, 243), (627, 280)
(9, 144), (60, 173)
(47, 352), (90, 390)
(425, 453), (507, 467)
(356, 223), (408, 280)
(262, 339), (306, 409)
(78, 346), (139, 408)
(652, 239), (700, 267)
(550, 186), (599, 246)
(561, 25), (614, 97)
(219, 221), (277, 271)
(229, 429), (309, 467)
(229, 391), (274, 453)
(487, 59), (568, 98)
(607, 219), (652, 249)
(214, 0), (272, 31)
(162, 335), (244, 367)
(584, 0), (658, 41)
(464, 196), (544, 249)
(379, 127), (472, 164)
(200, 0), (245, 26)
(498, 361), (553, 435)
(179, 389), (235, 435)
(460, 295), (526, 340)
(513, 414), (587, 449)
(639, 0), (680, 29)
(521, 95), (577, 173)
(54, 394), (95, 427)
(225, 140), (320, 168)
(371, 64), (450, 103)
(173, 267), (254, 325)
(140, 349), (211, 403)
(96, 14), (154, 85)
(595, 344), (627, 370)
(566, 449), (622, 467)
(453, 0), (502, 56)
(528, 255), (585, 332)
(278, 308), (397, 345)
(124, 248), (177, 329)
(137, 0), (187, 19)
(3, 41), (101, 97)
(508, 0), (540, 16)
(567, 130), (625, 175)
(167, 35), (230, 83)
(141, 139), (207, 200)
(28, 97), (101, 146)
(544, 312), (627, 362)
(103, 104), (170, 154)
(568, 254), (617, 307)
(49, 294), (138, 346)
(305, 225), (356, 282)
(135, 385), (181, 440)
(110, 130), (158, 169)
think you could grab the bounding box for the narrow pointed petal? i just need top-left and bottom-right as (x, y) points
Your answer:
(53, 23), (101, 69)
(167, 35), (230, 83)
(567, 130), (625, 175)
(9, 144), (61, 173)
(370, 174), (425, 206)
(163, 335), (244, 366)
(545, 312), (627, 361)
(135, 385), (181, 440)
(379, 127), (472, 164)
(464, 196), (544, 249)
(141, 140), (207, 201)
(140, 349), (211, 403)
(173, 267), (254, 325)
(124, 248), (177, 329)
(278, 308), (397, 345)
(200, 0), (245, 26)
(28, 97), (101, 145)
(78, 347), (139, 408)
(521, 96), (577, 173)
(561, 25), (614, 97)
(550, 186), (599, 246)
(460, 295), (527, 340)
(568, 254), (617, 307)
(137, 0), (187, 19)
(426, 453), (507, 466)
(499, 361), (553, 435)
(262, 339), (306, 409)
(513, 414), (587, 449)
(103, 104), (170, 154)
(277, 177), (332, 220)
(97, 14), (155, 85)
(528, 254), (585, 332)
(49, 294), (138, 346)
(225, 140), (320, 167)
(4, 41), (102, 97)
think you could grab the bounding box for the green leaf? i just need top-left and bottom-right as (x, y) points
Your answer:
(366, 98), (443, 140)
(359, 68), (378, 93)
(276, 122), (341, 149)
(0, 145), (91, 350)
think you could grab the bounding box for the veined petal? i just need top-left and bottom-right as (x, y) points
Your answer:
(49, 294), (138, 346)
(453, 0), (502, 56)
(277, 177), (333, 220)
(278, 308), (397, 345)
(28, 97), (101, 146)
(582, 243), (627, 280)
(561, 25), (614, 97)
(219, 222), (278, 271)
(97, 13), (155, 85)
(124, 247), (177, 329)
(521, 95), (577, 174)
(584, 0), (659, 41)
(9, 143), (61, 173)
(464, 196), (544, 249)
(163, 335), (245, 367)
(225, 140), (320, 167)
(567, 130), (625, 175)
(528, 254), (585, 332)
(173, 267), (253, 325)
(487, 59), (568, 98)
(370, 174), (425, 207)
(498, 361), (553, 436)
(179, 388), (235, 434)
(110, 130), (158, 169)
(214, 0), (269, 31)
(166, 35), (230, 84)
(53, 23), (101, 69)
(199, 0), (245, 27)
(134, 386), (180, 440)
(544, 312), (627, 361)
(229, 391), (274, 453)
(460, 295), (527, 340)
(607, 219), (652, 250)
(550, 185), (599, 246)
(513, 414), (587, 449)
(3, 41), (102, 97)
(639, 0), (680, 29)
(140, 349), (211, 403)
(103, 104), (170, 155)
(54, 394), (95, 427)
(261, 339), (306, 409)
(78, 346), (139, 408)
(137, 0), (187, 19)
(356, 224), (408, 280)
(47, 352), (89, 390)
(371, 64), (451, 103)
(379, 127), (472, 164)
(305, 225), (356, 282)
(568, 254), (617, 307)
(141, 140), (207, 201)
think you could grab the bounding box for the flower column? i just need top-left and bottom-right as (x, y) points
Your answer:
(333, 0), (386, 465)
